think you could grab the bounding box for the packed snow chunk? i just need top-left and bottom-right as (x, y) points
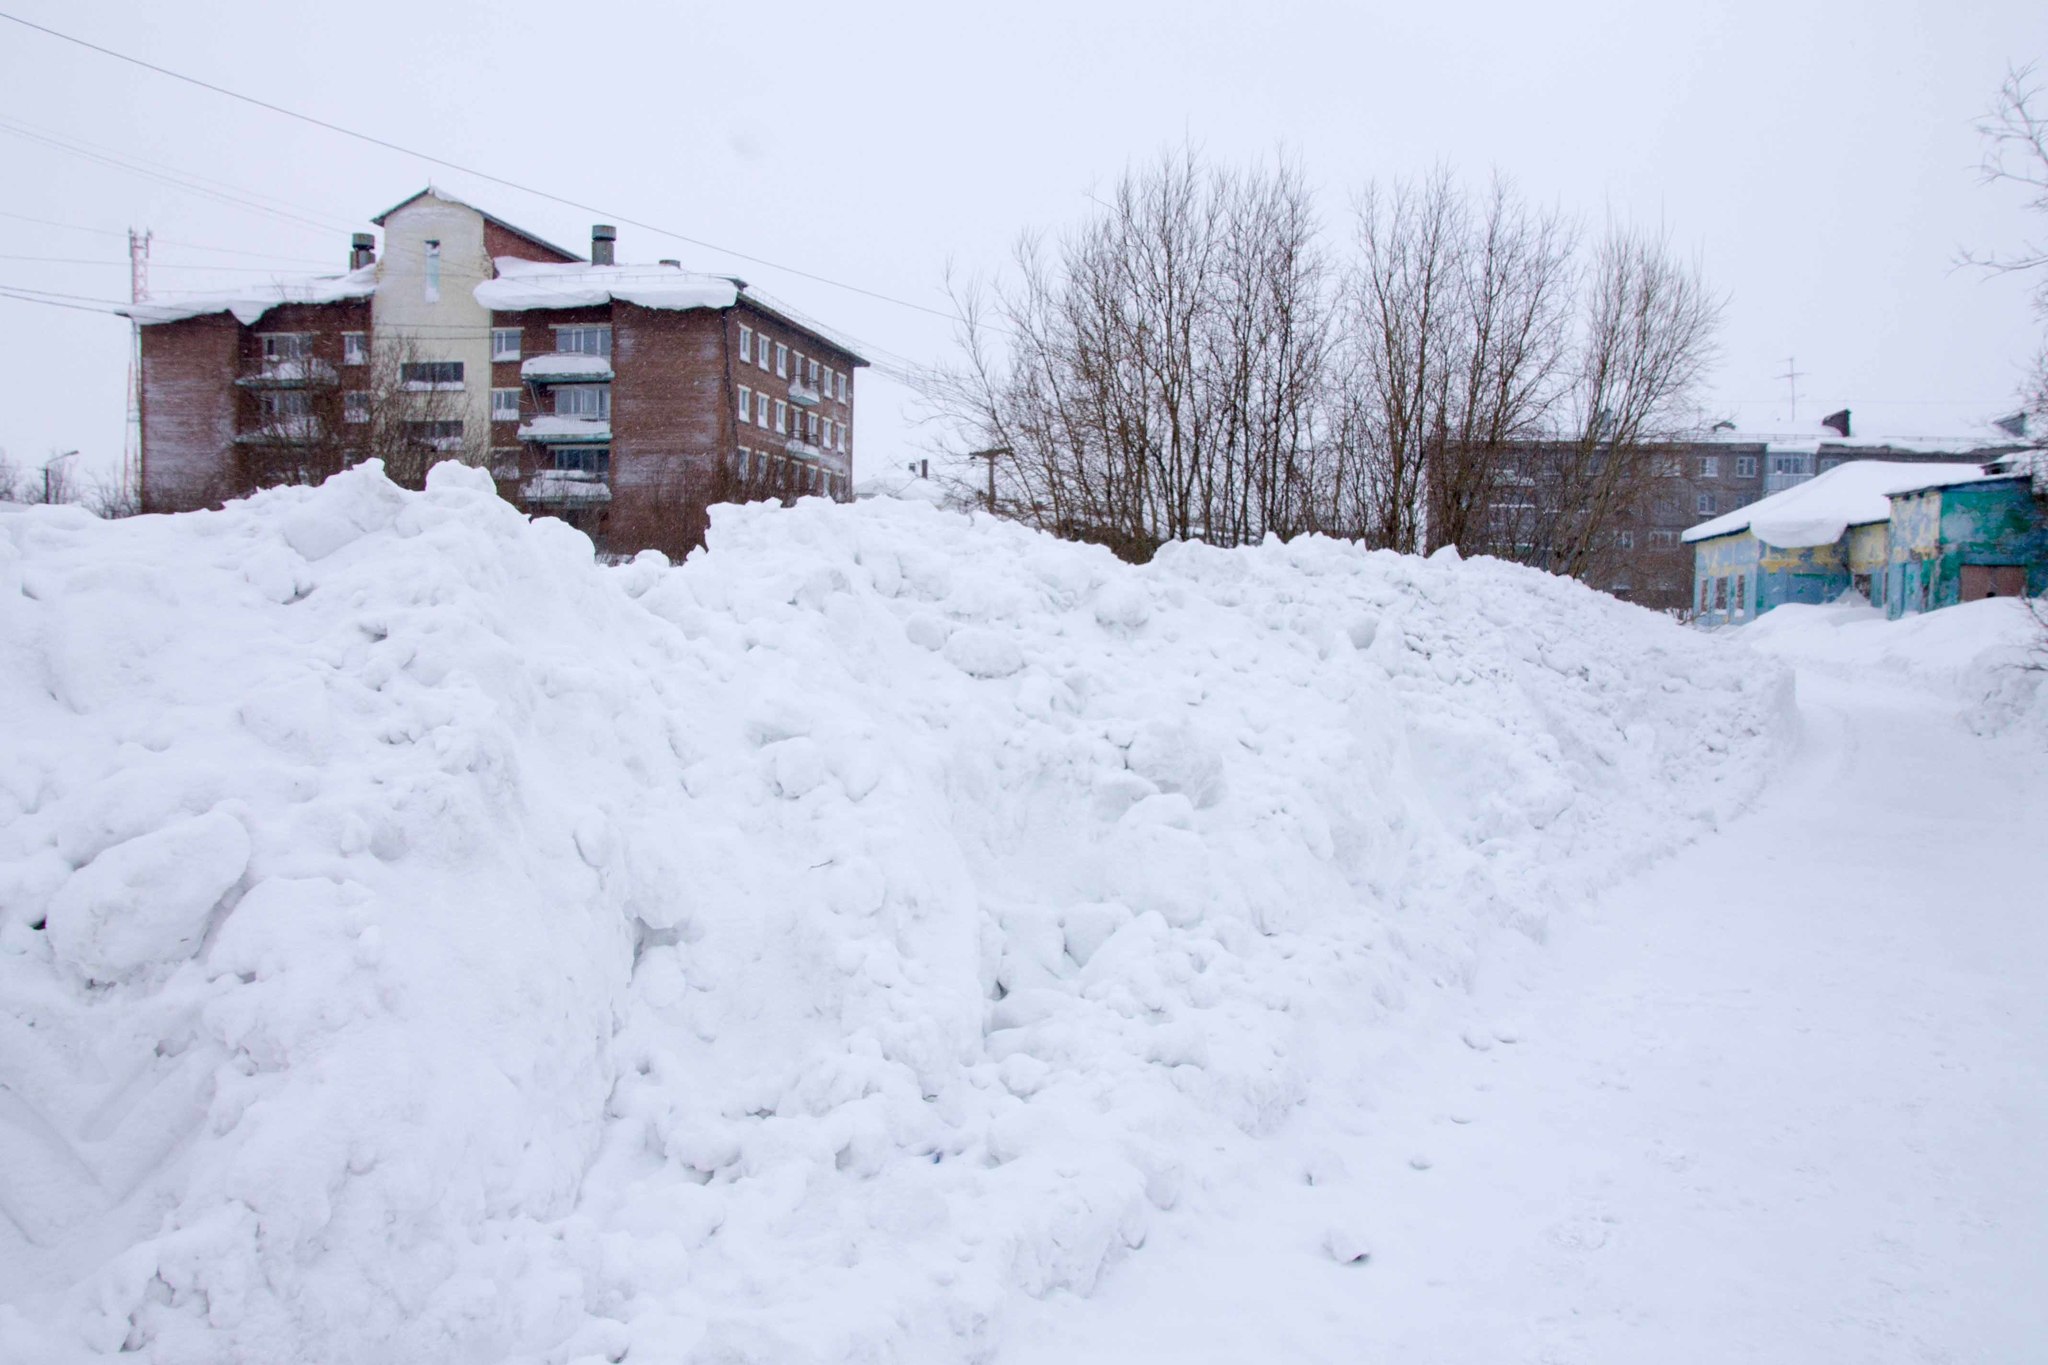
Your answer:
(944, 626), (1025, 678)
(45, 807), (250, 979)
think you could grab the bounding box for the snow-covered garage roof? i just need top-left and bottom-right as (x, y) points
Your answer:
(1682, 460), (2000, 549)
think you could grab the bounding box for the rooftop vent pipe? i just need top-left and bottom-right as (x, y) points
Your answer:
(1821, 408), (1851, 438)
(349, 233), (376, 270)
(591, 225), (616, 266)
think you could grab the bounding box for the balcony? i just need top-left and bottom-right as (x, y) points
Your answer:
(784, 437), (824, 460)
(521, 353), (615, 384)
(788, 378), (822, 408)
(235, 420), (325, 446)
(521, 469), (612, 505)
(517, 415), (612, 444)
(236, 358), (337, 389)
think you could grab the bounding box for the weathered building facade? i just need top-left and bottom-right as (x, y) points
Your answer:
(126, 190), (864, 556)
(1685, 458), (2048, 623)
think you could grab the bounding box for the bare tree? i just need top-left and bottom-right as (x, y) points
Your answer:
(1530, 228), (1723, 583)
(924, 149), (1336, 560)
(1968, 63), (2048, 418)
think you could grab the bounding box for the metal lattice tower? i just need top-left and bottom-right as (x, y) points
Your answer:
(123, 229), (150, 500)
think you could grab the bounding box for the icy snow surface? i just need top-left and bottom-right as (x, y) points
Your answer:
(121, 267), (379, 328)
(1682, 459), (1995, 548)
(0, 465), (1789, 1362)
(477, 258), (739, 313)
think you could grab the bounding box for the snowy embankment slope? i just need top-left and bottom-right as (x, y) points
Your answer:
(0, 464), (1788, 1363)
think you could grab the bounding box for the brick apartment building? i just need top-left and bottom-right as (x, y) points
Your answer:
(124, 189), (866, 555)
(1494, 416), (2030, 611)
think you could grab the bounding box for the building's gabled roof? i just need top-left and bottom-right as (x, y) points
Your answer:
(371, 188), (583, 263)
(1682, 460), (1999, 549)
(119, 265), (378, 327)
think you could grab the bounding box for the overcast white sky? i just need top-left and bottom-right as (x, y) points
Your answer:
(2, 0), (2044, 490)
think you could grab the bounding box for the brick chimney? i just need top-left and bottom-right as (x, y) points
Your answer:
(591, 225), (616, 266)
(1821, 408), (1851, 438)
(349, 233), (376, 270)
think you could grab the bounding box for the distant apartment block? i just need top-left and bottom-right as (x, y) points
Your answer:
(1493, 412), (2031, 611)
(124, 189), (865, 555)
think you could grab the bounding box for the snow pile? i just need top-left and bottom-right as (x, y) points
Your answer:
(1683, 460), (1994, 548)
(1742, 597), (2048, 740)
(477, 257), (739, 313)
(0, 466), (1789, 1363)
(121, 267), (379, 329)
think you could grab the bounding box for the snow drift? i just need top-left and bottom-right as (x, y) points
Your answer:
(0, 465), (1790, 1363)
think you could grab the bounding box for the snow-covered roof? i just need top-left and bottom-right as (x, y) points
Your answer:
(121, 266), (378, 327)
(476, 257), (738, 313)
(1685, 427), (2014, 456)
(1683, 460), (1999, 548)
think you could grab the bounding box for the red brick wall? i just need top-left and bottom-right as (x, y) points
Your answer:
(726, 302), (858, 486)
(483, 220), (580, 266)
(139, 316), (241, 512)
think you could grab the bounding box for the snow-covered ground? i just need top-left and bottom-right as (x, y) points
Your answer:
(0, 466), (2038, 1363)
(1004, 598), (2048, 1363)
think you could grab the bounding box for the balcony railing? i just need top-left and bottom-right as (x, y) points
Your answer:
(788, 379), (822, 408)
(521, 353), (616, 384)
(784, 437), (824, 460)
(521, 469), (612, 505)
(517, 415), (612, 444)
(236, 358), (337, 388)
(235, 420), (325, 445)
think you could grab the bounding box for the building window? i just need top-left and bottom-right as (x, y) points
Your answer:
(837, 421), (846, 452)
(555, 325), (612, 358)
(555, 447), (610, 475)
(259, 390), (312, 418)
(556, 384), (611, 420)
(1696, 493), (1715, 515)
(1735, 574), (1747, 615)
(1656, 455), (1681, 477)
(400, 360), (464, 389)
(1648, 529), (1678, 548)
(1714, 577), (1728, 610)
(738, 384), (753, 423)
(1770, 453), (1812, 476)
(260, 333), (312, 362)
(739, 325), (754, 364)
(755, 392), (770, 426)
(793, 350), (806, 382)
(342, 332), (368, 366)
(491, 388), (519, 422)
(821, 417), (833, 449)
(1735, 455), (1757, 478)
(424, 239), (441, 303)
(807, 357), (820, 387)
(343, 391), (370, 424)
(492, 328), (522, 361)
(836, 371), (847, 402)
(1699, 455), (1719, 478)
(737, 448), (752, 478)
(1616, 529), (1634, 549)
(774, 399), (788, 434)
(407, 419), (465, 450)
(775, 343), (789, 378)
(806, 411), (820, 442)
(759, 336), (774, 372)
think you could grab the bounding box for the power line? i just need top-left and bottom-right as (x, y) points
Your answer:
(0, 288), (129, 315)
(0, 9), (974, 329)
(0, 252), (353, 272)
(0, 210), (335, 264)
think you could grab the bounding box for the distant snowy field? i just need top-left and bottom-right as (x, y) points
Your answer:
(1, 465), (1791, 1363)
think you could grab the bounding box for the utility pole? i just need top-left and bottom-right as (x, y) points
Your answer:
(1778, 355), (1805, 426)
(124, 228), (151, 504)
(964, 446), (1010, 513)
(43, 449), (78, 505)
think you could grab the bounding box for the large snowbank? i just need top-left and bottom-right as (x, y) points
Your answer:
(1683, 459), (1995, 548)
(1741, 597), (2047, 740)
(0, 467), (1789, 1362)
